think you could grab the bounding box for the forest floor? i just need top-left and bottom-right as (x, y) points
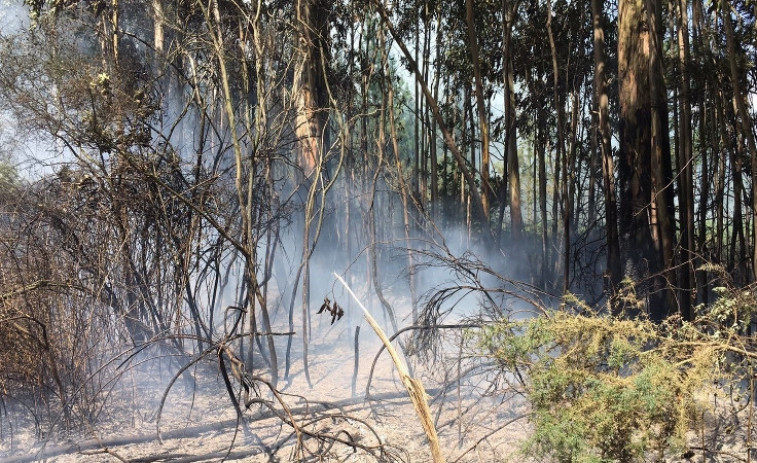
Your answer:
(0, 321), (532, 463)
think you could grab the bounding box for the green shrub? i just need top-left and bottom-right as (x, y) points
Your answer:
(479, 292), (757, 463)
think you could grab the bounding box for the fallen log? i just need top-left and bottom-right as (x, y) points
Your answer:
(129, 450), (253, 463)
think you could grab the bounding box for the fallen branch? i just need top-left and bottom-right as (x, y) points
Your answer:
(334, 272), (446, 463)
(1, 389), (436, 463)
(79, 447), (129, 462)
(450, 413), (528, 463)
(129, 450), (254, 463)
(0, 280), (86, 302)
(352, 325), (360, 397)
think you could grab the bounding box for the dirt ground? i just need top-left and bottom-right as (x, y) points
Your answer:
(0, 323), (531, 463)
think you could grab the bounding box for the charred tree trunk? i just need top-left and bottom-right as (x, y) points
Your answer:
(546, 0), (568, 291)
(618, 0), (659, 317)
(646, 0), (678, 318)
(292, 0), (331, 387)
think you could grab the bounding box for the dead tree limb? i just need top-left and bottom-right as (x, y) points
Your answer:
(450, 413), (529, 463)
(352, 326), (360, 397)
(364, 324), (481, 396)
(335, 272), (446, 463)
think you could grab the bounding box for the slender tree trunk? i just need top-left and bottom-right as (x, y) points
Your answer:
(430, 4), (442, 220)
(675, 0), (695, 320)
(697, 97), (710, 301)
(723, 0), (757, 279)
(588, 106), (598, 227)
(646, 0), (678, 318)
(538, 111), (549, 288)
(467, 84), (476, 204)
(466, 85), (476, 236)
(239, 16), (279, 384)
(503, 2), (523, 242)
(421, 7), (430, 209)
(545, 0), (570, 290)
(112, 0), (119, 65)
(389, 83), (419, 322)
(414, 11), (421, 204)
(730, 144), (746, 280)
(461, 87), (469, 225)
(442, 75), (452, 217)
(713, 86), (726, 263)
(564, 90), (579, 293)
(369, 30), (398, 333)
(693, 0), (710, 303)
(153, 0), (164, 57)
(292, 0), (331, 386)
(592, 0), (622, 300)
(466, 0), (490, 220)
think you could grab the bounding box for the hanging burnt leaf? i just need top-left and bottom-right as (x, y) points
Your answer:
(317, 297), (330, 314)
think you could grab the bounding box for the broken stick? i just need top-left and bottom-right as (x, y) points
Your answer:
(333, 272), (446, 463)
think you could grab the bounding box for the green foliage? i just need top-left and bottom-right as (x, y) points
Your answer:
(697, 285), (757, 335)
(0, 158), (17, 189)
(479, 299), (757, 463)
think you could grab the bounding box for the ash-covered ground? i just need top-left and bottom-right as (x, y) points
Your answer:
(0, 311), (531, 463)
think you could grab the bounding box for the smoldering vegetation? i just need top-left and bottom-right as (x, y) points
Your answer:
(0, 6), (552, 462)
(0, 159), (541, 461)
(2, 0), (756, 461)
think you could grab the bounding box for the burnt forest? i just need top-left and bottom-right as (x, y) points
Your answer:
(1, 0), (757, 460)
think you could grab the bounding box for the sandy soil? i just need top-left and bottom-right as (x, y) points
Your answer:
(0, 322), (531, 463)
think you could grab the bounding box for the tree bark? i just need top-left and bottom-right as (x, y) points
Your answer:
(592, 0), (622, 301)
(503, 1), (523, 242)
(292, 0), (331, 386)
(722, 0), (757, 280)
(646, 0), (678, 319)
(618, 0), (662, 317)
(293, 0), (330, 179)
(466, 0), (490, 220)
(675, 0), (695, 320)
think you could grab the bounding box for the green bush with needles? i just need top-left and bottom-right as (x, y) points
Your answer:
(479, 287), (757, 463)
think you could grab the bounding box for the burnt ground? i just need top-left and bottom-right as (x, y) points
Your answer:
(0, 324), (530, 463)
